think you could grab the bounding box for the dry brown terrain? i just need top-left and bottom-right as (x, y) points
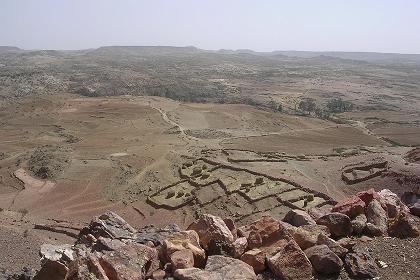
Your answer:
(0, 47), (420, 277)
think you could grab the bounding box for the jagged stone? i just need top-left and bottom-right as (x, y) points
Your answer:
(174, 255), (257, 280)
(351, 214), (367, 235)
(35, 244), (74, 280)
(344, 250), (378, 279)
(98, 242), (160, 279)
(332, 195), (365, 218)
(247, 230), (263, 249)
(288, 227), (318, 250)
(308, 207), (331, 221)
(316, 234), (348, 258)
(223, 217), (238, 239)
(238, 216), (292, 245)
(378, 189), (409, 218)
(300, 224), (330, 237)
(170, 249), (194, 271)
(207, 239), (234, 256)
(304, 245), (343, 275)
(231, 237), (248, 258)
(94, 237), (126, 252)
(205, 255), (257, 280)
(241, 248), (266, 273)
(135, 224), (180, 247)
(267, 240), (313, 280)
(356, 188), (378, 205)
(65, 253), (109, 280)
(388, 212), (420, 238)
(187, 214), (234, 250)
(162, 230), (206, 267)
(337, 238), (357, 251)
(80, 211), (136, 240)
(365, 200), (387, 236)
(282, 209), (316, 227)
(317, 213), (352, 237)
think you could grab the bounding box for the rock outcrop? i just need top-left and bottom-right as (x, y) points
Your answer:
(187, 214), (235, 250)
(26, 187), (419, 280)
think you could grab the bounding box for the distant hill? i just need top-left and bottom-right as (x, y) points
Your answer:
(0, 46), (21, 53)
(271, 51), (420, 64)
(90, 46), (203, 56)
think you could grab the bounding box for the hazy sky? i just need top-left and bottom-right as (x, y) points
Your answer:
(1, 0), (419, 53)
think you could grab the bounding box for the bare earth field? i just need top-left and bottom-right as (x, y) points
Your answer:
(0, 47), (420, 277)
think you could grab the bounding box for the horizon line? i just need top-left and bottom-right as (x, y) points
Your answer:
(1, 45), (420, 56)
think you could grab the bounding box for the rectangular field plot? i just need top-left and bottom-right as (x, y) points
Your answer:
(148, 181), (195, 209)
(277, 189), (310, 202)
(196, 182), (225, 205)
(242, 181), (296, 201)
(291, 196), (327, 209)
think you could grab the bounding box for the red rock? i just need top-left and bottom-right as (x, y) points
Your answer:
(241, 248), (266, 273)
(332, 196), (365, 218)
(247, 230), (262, 249)
(304, 245), (343, 275)
(283, 209), (316, 227)
(187, 214), (234, 250)
(238, 216), (292, 246)
(267, 240), (313, 280)
(170, 249), (194, 271)
(356, 188), (378, 205)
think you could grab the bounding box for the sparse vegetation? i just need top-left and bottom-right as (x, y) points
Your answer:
(298, 98), (316, 115)
(326, 98), (354, 113)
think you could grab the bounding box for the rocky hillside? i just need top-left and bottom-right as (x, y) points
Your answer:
(4, 188), (420, 280)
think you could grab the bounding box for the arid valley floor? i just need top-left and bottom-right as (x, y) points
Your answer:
(0, 47), (420, 279)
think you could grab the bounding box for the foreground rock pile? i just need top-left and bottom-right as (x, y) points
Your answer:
(21, 189), (420, 279)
